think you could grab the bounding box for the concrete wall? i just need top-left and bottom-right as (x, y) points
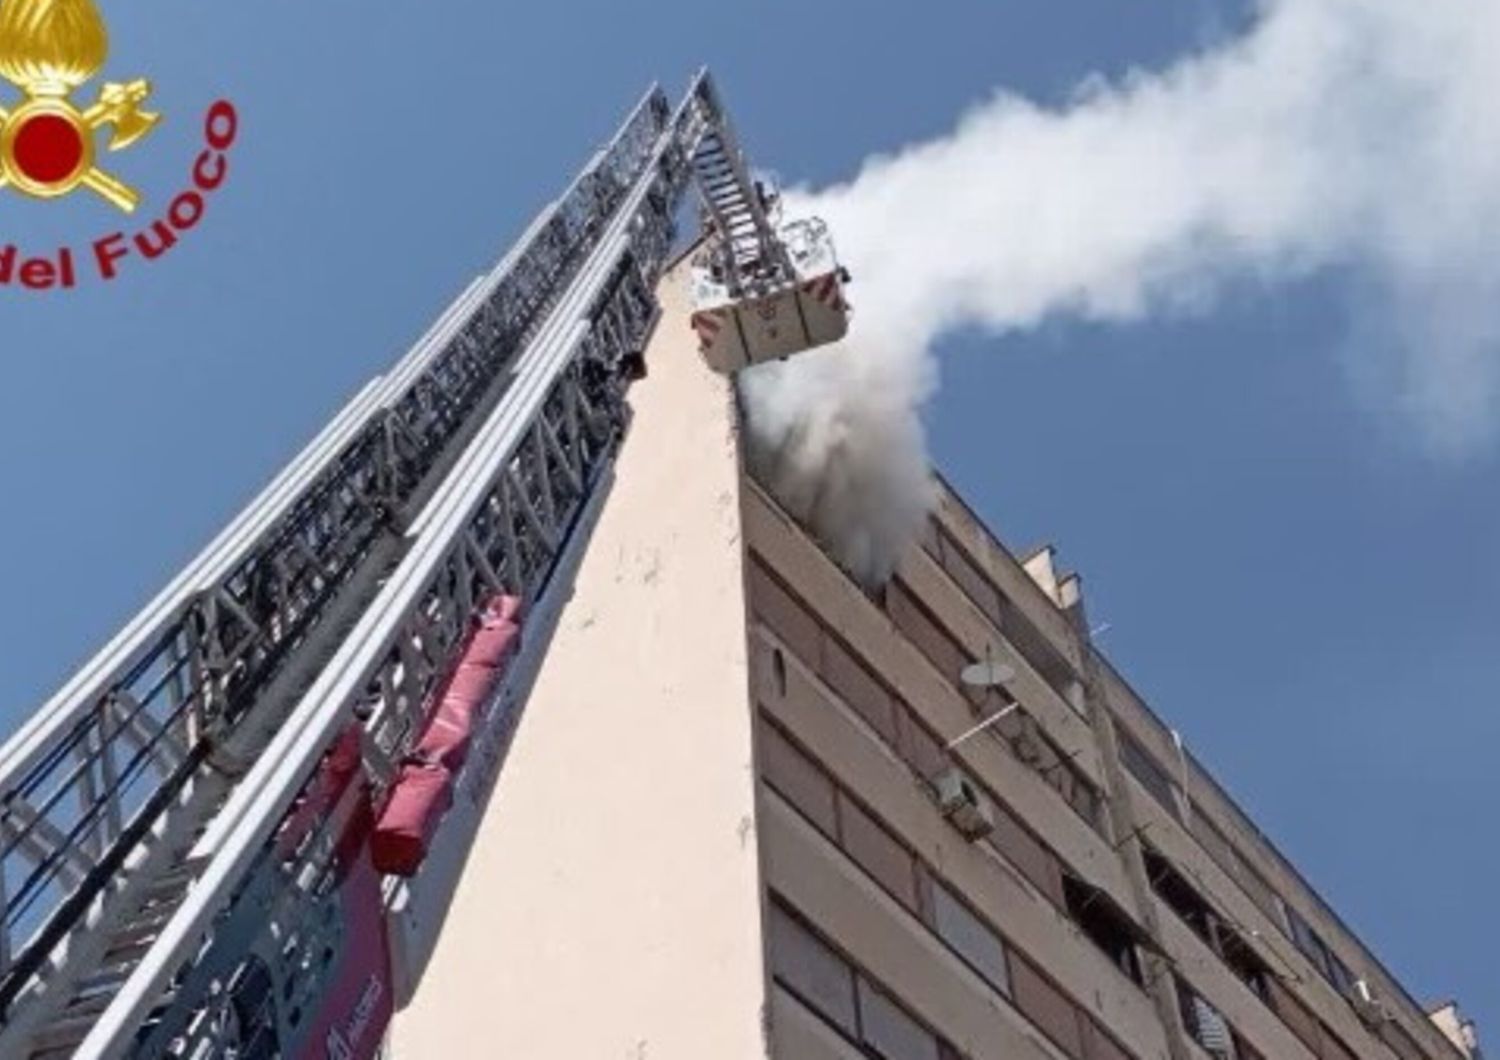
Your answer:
(928, 474), (1461, 1060)
(391, 262), (770, 1059)
(743, 481), (1170, 1060)
(390, 252), (1459, 1060)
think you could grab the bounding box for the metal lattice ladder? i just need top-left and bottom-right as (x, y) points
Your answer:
(0, 69), (785, 1059)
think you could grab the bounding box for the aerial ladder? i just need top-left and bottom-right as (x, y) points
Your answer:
(0, 71), (849, 1059)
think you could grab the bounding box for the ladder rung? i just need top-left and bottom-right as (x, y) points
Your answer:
(106, 910), (175, 950)
(144, 868), (194, 902)
(55, 992), (114, 1032)
(102, 935), (154, 964)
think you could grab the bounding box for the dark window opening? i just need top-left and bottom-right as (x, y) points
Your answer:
(1146, 847), (1274, 1003)
(1219, 930), (1274, 1004)
(1285, 902), (1362, 1000)
(1233, 1032), (1267, 1060)
(1062, 874), (1144, 985)
(1326, 951), (1357, 996)
(1143, 848), (1214, 943)
(1119, 731), (1179, 816)
(772, 647), (787, 698)
(1286, 903), (1336, 982)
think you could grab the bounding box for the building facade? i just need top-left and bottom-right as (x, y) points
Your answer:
(391, 256), (1480, 1060)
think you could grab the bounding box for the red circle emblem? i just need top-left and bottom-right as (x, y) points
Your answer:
(11, 113), (86, 185)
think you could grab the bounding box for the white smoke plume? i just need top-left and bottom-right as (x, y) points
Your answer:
(740, 0), (1500, 584)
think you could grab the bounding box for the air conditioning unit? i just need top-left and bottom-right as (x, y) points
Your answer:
(1349, 979), (1390, 1026)
(933, 768), (995, 841)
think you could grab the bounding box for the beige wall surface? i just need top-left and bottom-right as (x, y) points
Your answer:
(392, 264), (771, 1059)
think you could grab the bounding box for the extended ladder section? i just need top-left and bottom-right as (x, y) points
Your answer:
(690, 120), (785, 292)
(0, 71), (814, 1059)
(685, 84), (850, 373)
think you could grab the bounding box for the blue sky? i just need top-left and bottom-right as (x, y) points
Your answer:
(0, 0), (1490, 1040)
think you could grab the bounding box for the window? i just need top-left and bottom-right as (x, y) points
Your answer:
(931, 883), (1010, 995)
(919, 516), (944, 560)
(747, 557), (822, 663)
(1062, 875), (1143, 985)
(924, 523), (1002, 625)
(819, 635), (897, 743)
(1218, 931), (1273, 1004)
(1232, 1032), (1266, 1060)
(758, 719), (838, 839)
(1084, 1024), (1135, 1060)
(1189, 806), (1281, 923)
(922, 520), (1083, 713)
(1379, 1020), (1429, 1060)
(772, 647), (787, 698)
(984, 805), (1067, 908)
(1009, 954), (1087, 1059)
(988, 702), (1102, 831)
(838, 794), (919, 912)
(1048, 756), (1101, 830)
(1143, 848), (1214, 943)
(768, 899), (956, 1060)
(1325, 951), (1357, 997)
(1284, 901), (1363, 1007)
(1285, 904), (1336, 983)
(895, 707), (947, 780)
(883, 571), (1102, 832)
(1118, 730), (1178, 816)
(1266, 976), (1323, 1054)
(768, 904), (857, 1035)
(886, 578), (971, 683)
(1177, 979), (1234, 1059)
(858, 978), (941, 1060)
(1144, 848), (1273, 1003)
(1319, 1026), (1360, 1060)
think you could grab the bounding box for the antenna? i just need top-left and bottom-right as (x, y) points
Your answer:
(949, 645), (1019, 751)
(960, 644), (1016, 691)
(960, 659), (1016, 688)
(945, 703), (1019, 751)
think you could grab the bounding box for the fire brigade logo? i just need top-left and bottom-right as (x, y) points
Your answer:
(0, 0), (159, 212)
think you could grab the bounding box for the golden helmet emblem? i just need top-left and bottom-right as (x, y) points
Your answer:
(0, 0), (159, 212)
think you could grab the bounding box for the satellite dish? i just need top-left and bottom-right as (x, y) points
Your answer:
(961, 659), (1016, 689)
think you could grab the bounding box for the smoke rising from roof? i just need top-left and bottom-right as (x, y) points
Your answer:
(740, 0), (1500, 584)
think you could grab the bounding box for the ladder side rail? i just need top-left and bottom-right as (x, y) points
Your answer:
(0, 377), (387, 786)
(0, 421), (403, 1024)
(76, 102), (693, 1059)
(0, 378), (387, 978)
(0, 82), (668, 797)
(93, 290), (601, 1060)
(0, 92), (673, 1024)
(0, 277), (471, 806)
(118, 304), (628, 1060)
(364, 101), (669, 536)
(1, 675), (194, 937)
(0, 83), (670, 795)
(0, 262), (500, 789)
(222, 86), (668, 587)
(126, 750), (372, 1060)
(365, 84), (669, 513)
(367, 278), (496, 463)
(680, 70), (788, 292)
(460, 83), (667, 328)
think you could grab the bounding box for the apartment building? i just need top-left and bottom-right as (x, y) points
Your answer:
(392, 254), (1481, 1060)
